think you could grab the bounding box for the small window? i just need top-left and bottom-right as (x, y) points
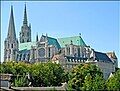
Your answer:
(11, 44), (13, 48)
(27, 32), (29, 36)
(23, 54), (26, 60)
(8, 44), (9, 48)
(27, 54), (30, 61)
(19, 54), (22, 61)
(27, 39), (29, 42)
(22, 40), (24, 43)
(22, 33), (24, 36)
(13, 50), (16, 55)
(48, 48), (50, 57)
(9, 50), (11, 54)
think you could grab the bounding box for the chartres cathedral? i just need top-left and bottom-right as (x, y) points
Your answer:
(4, 5), (118, 79)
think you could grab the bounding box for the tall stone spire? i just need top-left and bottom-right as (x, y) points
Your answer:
(23, 3), (28, 25)
(7, 5), (16, 40)
(20, 3), (31, 43)
(4, 5), (19, 62)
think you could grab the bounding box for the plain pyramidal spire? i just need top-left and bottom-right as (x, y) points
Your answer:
(23, 3), (28, 25)
(7, 5), (16, 40)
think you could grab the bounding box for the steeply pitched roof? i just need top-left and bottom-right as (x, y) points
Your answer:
(95, 51), (113, 63)
(19, 42), (36, 51)
(41, 35), (61, 49)
(19, 35), (61, 51)
(58, 36), (86, 47)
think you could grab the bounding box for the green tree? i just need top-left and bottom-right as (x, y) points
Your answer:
(30, 62), (66, 87)
(106, 69), (120, 90)
(1, 61), (30, 75)
(14, 74), (28, 87)
(1, 61), (17, 74)
(1, 61), (30, 87)
(0, 63), (4, 73)
(68, 63), (105, 90)
(82, 74), (105, 90)
(1, 61), (68, 87)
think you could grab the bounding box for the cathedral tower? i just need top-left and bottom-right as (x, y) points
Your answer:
(4, 6), (19, 61)
(19, 4), (31, 43)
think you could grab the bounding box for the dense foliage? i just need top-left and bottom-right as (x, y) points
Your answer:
(0, 61), (66, 87)
(0, 61), (120, 90)
(106, 69), (120, 90)
(29, 62), (65, 87)
(68, 63), (105, 90)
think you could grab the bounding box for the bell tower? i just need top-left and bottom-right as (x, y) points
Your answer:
(4, 6), (19, 61)
(19, 4), (31, 43)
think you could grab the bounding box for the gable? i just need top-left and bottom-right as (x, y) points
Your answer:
(40, 35), (61, 49)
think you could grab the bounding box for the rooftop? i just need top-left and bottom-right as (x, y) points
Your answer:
(19, 35), (86, 51)
(58, 36), (86, 47)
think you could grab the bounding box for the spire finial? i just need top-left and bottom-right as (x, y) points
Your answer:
(23, 3), (27, 25)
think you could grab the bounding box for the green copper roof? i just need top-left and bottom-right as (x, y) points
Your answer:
(19, 36), (86, 50)
(19, 42), (36, 51)
(58, 36), (86, 47)
(42, 35), (61, 49)
(48, 37), (61, 49)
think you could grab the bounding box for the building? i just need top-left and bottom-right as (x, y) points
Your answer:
(4, 5), (118, 79)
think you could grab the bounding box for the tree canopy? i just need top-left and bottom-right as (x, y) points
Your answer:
(106, 69), (120, 90)
(68, 63), (105, 90)
(0, 61), (66, 87)
(1, 61), (120, 90)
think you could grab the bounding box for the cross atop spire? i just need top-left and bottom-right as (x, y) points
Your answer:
(23, 3), (28, 25)
(7, 5), (16, 40)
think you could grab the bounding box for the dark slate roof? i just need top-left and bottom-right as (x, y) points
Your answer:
(95, 51), (112, 63)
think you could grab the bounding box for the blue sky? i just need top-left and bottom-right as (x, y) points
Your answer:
(1, 1), (120, 67)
